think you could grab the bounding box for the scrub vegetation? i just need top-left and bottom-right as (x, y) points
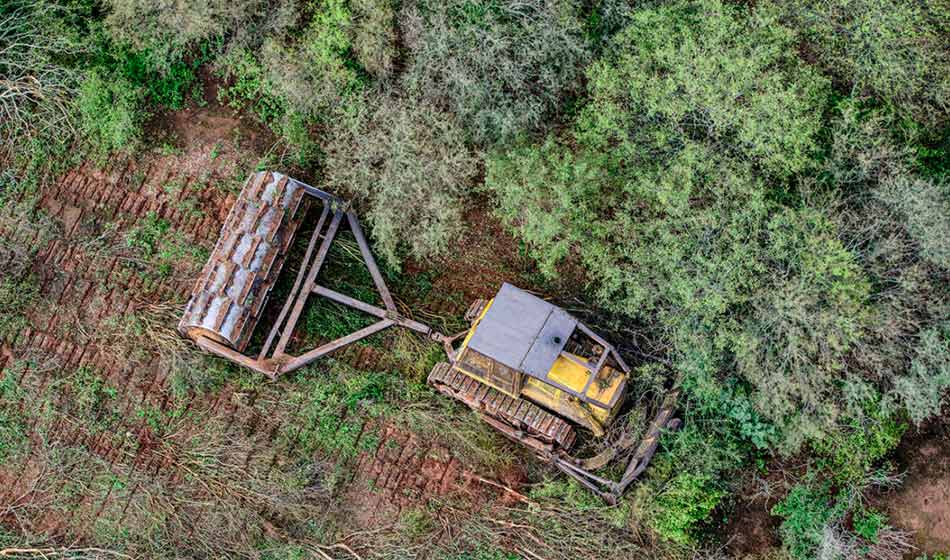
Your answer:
(1, 0), (948, 558)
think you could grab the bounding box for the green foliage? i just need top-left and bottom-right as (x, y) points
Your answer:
(772, 481), (846, 560)
(776, 0), (950, 123)
(281, 363), (389, 461)
(105, 0), (298, 76)
(349, 0), (397, 79)
(892, 322), (950, 426)
(125, 211), (171, 258)
(259, 0), (365, 119)
(0, 372), (27, 462)
(0, 274), (38, 341)
(531, 478), (631, 528)
(649, 473), (724, 544)
(325, 98), (478, 265)
(125, 211), (206, 279)
(636, 421), (745, 543)
(875, 172), (950, 269)
(70, 366), (118, 419)
(812, 396), (905, 484)
(853, 508), (887, 543)
(583, 0), (828, 177)
(217, 47), (287, 125)
(77, 69), (144, 154)
(735, 207), (872, 450)
(216, 1), (378, 165)
(401, 0), (591, 145)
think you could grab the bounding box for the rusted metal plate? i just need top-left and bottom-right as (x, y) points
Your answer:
(178, 171), (308, 351)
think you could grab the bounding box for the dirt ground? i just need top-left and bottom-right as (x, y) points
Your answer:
(879, 416), (950, 556)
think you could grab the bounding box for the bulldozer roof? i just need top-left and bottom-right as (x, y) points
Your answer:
(468, 283), (578, 379)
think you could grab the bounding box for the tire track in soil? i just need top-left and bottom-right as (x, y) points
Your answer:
(0, 154), (502, 538)
(1, 152), (248, 539)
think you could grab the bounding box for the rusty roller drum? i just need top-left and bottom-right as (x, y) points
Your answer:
(179, 171), (309, 351)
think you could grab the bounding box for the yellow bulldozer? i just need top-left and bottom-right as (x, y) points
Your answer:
(179, 171), (679, 502)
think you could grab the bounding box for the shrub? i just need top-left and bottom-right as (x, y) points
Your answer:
(349, 0), (398, 79)
(400, 0), (591, 145)
(216, 1), (371, 166)
(258, 0), (365, 119)
(0, 1), (83, 156)
(77, 69), (144, 153)
(822, 100), (950, 430)
(735, 207), (873, 451)
(875, 173), (950, 269)
(582, 0), (828, 177)
(216, 47), (286, 125)
(649, 473), (724, 544)
(772, 481), (845, 560)
(892, 322), (950, 425)
(324, 97), (478, 266)
(811, 396), (905, 485)
(105, 0), (300, 75)
(853, 508), (887, 543)
(776, 0), (950, 124)
(636, 421), (745, 543)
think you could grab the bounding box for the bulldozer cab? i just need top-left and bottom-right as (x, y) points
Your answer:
(451, 283), (629, 436)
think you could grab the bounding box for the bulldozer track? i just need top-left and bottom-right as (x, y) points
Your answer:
(428, 362), (576, 452)
(41, 156), (234, 244)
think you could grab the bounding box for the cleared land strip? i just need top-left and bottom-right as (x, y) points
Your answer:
(0, 160), (498, 543)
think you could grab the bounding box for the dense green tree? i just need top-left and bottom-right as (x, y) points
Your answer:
(324, 97), (479, 265)
(400, 0), (591, 146)
(775, 0), (950, 124)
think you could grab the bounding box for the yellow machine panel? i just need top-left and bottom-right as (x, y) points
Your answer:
(453, 297), (627, 436)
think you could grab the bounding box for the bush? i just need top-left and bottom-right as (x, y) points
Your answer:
(400, 0), (591, 145)
(649, 473), (724, 544)
(582, 0), (828, 177)
(772, 481), (845, 560)
(0, 1), (83, 156)
(735, 207), (873, 450)
(775, 0), (950, 124)
(636, 421), (745, 543)
(892, 322), (950, 425)
(349, 0), (397, 79)
(216, 1), (374, 166)
(105, 0), (299, 75)
(853, 508), (887, 543)
(258, 0), (365, 119)
(77, 69), (144, 154)
(875, 173), (950, 269)
(822, 100), (950, 430)
(216, 47), (286, 125)
(324, 97), (478, 266)
(812, 396), (905, 485)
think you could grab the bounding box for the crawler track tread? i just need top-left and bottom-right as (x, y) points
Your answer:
(428, 362), (576, 451)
